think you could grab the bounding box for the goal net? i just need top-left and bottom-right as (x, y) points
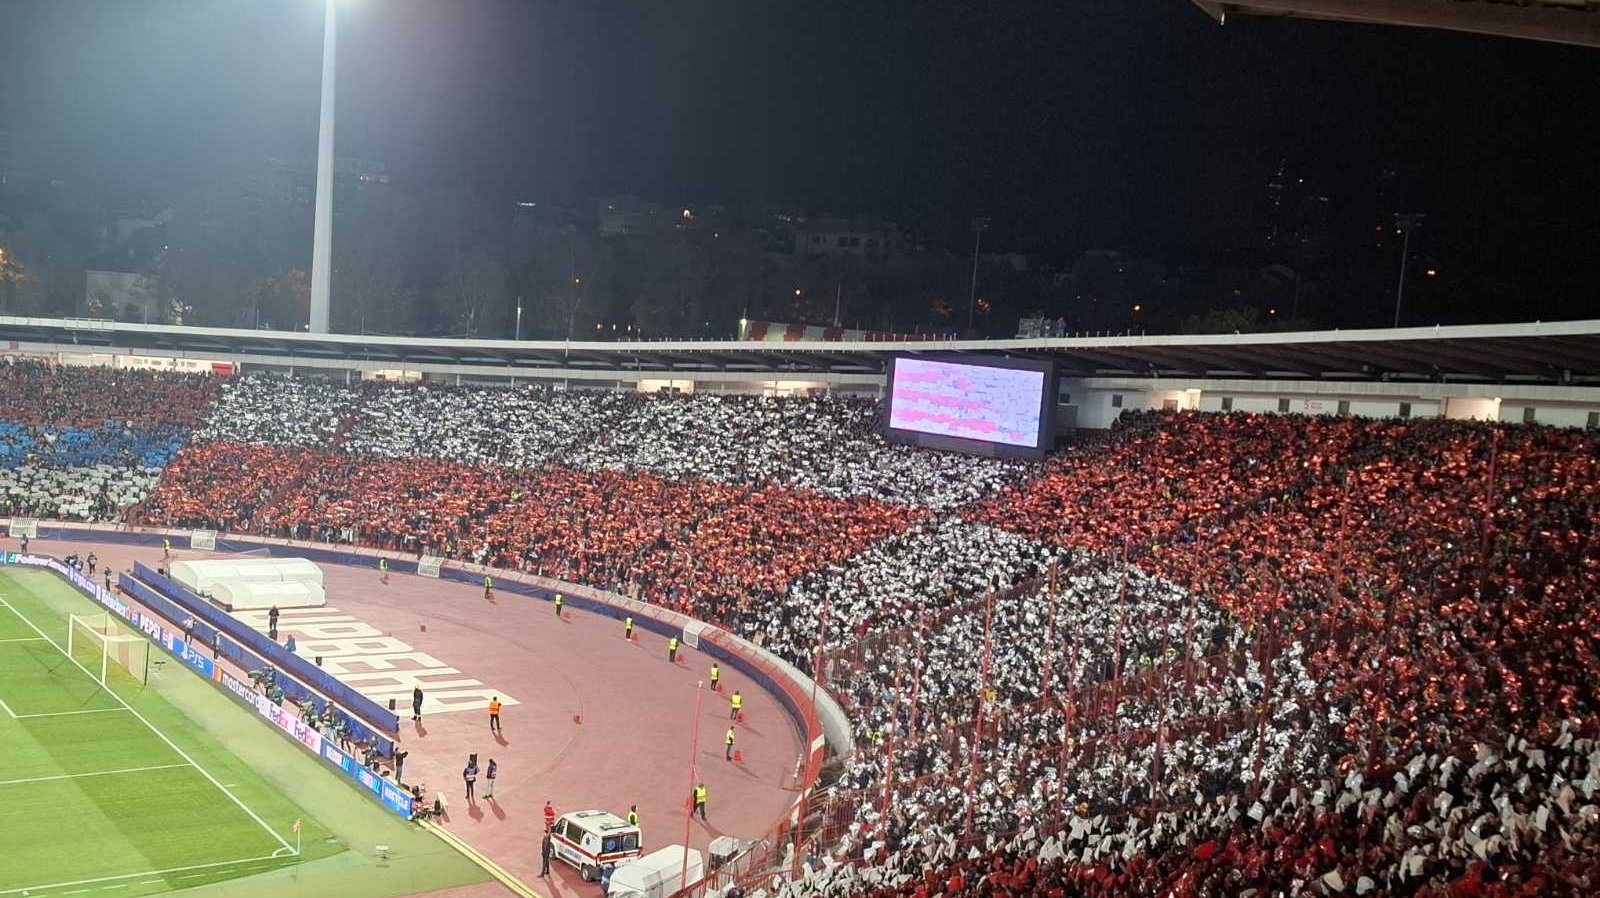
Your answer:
(416, 555), (443, 578)
(68, 613), (150, 686)
(190, 529), (218, 551)
(8, 517), (38, 539)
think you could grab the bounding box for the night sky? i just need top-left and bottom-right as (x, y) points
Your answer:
(3, 0), (1598, 316)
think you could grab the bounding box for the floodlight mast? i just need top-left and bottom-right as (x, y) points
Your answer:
(309, 0), (338, 334)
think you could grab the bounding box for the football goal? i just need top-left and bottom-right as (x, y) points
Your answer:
(8, 517), (39, 539)
(190, 529), (218, 551)
(68, 613), (150, 686)
(416, 555), (443, 578)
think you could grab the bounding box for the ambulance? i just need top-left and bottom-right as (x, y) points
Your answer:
(550, 809), (643, 881)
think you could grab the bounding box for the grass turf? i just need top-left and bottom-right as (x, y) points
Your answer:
(0, 566), (493, 898)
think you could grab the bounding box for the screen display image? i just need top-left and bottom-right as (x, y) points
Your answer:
(887, 358), (1047, 448)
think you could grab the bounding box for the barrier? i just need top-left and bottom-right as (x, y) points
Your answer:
(218, 669), (413, 818)
(0, 553), (409, 818)
(130, 561), (400, 738)
(116, 571), (395, 756)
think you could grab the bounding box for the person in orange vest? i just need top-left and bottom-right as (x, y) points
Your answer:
(489, 696), (503, 734)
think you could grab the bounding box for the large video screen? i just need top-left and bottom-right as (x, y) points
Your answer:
(885, 356), (1055, 457)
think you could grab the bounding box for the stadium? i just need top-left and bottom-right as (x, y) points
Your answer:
(5, 0), (1600, 896)
(0, 310), (1596, 898)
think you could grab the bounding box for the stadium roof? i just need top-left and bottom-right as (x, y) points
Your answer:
(1190, 0), (1600, 48)
(2, 315), (1598, 385)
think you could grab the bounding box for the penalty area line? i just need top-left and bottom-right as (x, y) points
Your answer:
(0, 853), (292, 896)
(0, 595), (295, 856)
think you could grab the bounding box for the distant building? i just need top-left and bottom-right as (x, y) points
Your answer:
(257, 155), (390, 208)
(84, 270), (160, 323)
(0, 130), (40, 189)
(791, 217), (902, 259)
(596, 196), (669, 237)
(82, 226), (167, 322)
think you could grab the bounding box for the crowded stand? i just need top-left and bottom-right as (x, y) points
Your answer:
(3, 360), (1597, 896)
(340, 381), (630, 468)
(763, 413), (1600, 898)
(141, 441), (922, 621)
(193, 372), (361, 448)
(560, 393), (1026, 511)
(0, 359), (221, 429)
(336, 382), (1021, 510)
(0, 360), (217, 520)
(0, 463), (161, 521)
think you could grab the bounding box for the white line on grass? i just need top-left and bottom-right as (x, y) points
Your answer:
(0, 636), (46, 643)
(0, 854), (289, 896)
(0, 763), (188, 787)
(0, 596), (296, 856)
(14, 706), (129, 720)
(0, 694), (14, 718)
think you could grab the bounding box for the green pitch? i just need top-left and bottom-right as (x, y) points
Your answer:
(0, 567), (491, 898)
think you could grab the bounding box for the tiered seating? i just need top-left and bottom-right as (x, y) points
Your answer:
(7, 361), (1598, 896)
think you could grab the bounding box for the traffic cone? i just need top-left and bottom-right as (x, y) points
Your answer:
(732, 749), (743, 763)
(737, 712), (746, 724)
(573, 713), (582, 725)
(563, 612), (573, 621)
(675, 655), (687, 666)
(420, 624), (427, 632)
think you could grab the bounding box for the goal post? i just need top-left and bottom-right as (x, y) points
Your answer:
(416, 555), (443, 578)
(8, 517), (38, 539)
(190, 529), (218, 551)
(67, 613), (150, 687)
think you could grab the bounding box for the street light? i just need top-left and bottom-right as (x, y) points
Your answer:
(1392, 212), (1425, 328)
(967, 217), (990, 332)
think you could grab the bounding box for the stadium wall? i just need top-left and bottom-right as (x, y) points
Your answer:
(1062, 377), (1600, 430)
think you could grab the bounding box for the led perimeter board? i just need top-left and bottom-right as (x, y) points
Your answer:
(883, 355), (1057, 459)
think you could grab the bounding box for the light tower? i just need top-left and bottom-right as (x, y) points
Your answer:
(309, 0), (338, 334)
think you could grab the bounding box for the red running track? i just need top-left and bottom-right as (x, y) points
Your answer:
(44, 540), (806, 898)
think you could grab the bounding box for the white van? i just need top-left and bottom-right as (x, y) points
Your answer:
(551, 809), (643, 881)
(605, 845), (704, 898)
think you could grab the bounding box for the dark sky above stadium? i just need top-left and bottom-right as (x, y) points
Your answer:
(3, 0), (1598, 310)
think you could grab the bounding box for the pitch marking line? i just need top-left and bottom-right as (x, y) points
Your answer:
(0, 763), (189, 788)
(0, 853), (291, 896)
(0, 596), (295, 856)
(0, 694), (15, 718)
(0, 636), (46, 643)
(14, 706), (129, 720)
